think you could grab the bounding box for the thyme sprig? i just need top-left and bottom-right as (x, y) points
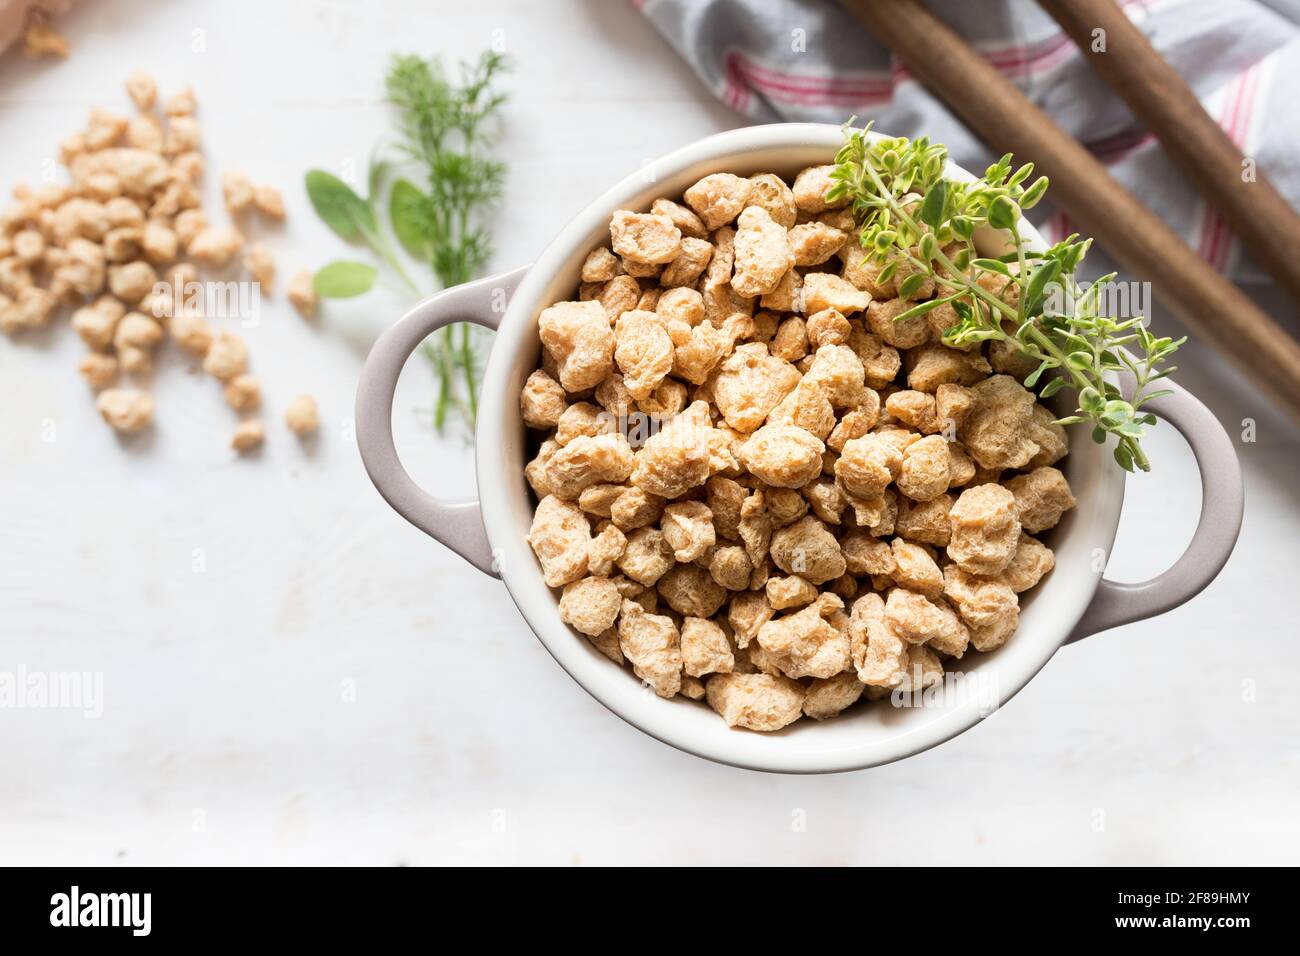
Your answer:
(827, 122), (1184, 472)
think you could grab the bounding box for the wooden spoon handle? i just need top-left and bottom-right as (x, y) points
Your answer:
(1039, 0), (1300, 308)
(839, 0), (1300, 421)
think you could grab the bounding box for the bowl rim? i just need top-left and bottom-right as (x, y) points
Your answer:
(476, 123), (1126, 773)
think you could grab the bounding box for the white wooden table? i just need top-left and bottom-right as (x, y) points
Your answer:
(1, 0), (1296, 865)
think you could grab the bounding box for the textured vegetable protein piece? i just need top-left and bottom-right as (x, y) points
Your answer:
(766, 574), (819, 610)
(738, 423), (824, 489)
(559, 576), (622, 637)
(231, 419), (265, 453)
(866, 296), (931, 349)
(791, 165), (847, 215)
(948, 483), (1022, 575)
(617, 601), (683, 698)
(803, 671), (866, 720)
(660, 500), (716, 563)
(539, 299), (615, 392)
(958, 374), (1041, 470)
(681, 616), (735, 677)
(708, 544), (752, 591)
(801, 272), (871, 316)
(528, 495), (592, 587)
(706, 672), (805, 731)
(746, 173), (798, 228)
(769, 515), (846, 585)
(78, 353), (119, 389)
(651, 198), (708, 239)
(96, 388), (153, 433)
(203, 330), (249, 382)
(789, 222), (848, 267)
(755, 593), (849, 679)
(284, 394), (320, 438)
(683, 173), (753, 231)
(731, 205), (795, 298)
(609, 210), (682, 265)
(1003, 466), (1077, 533)
(614, 310), (674, 401)
(657, 563), (727, 618)
(629, 401), (715, 499)
(288, 269), (319, 318)
(998, 532), (1055, 592)
(223, 374), (261, 412)
(660, 236), (714, 289)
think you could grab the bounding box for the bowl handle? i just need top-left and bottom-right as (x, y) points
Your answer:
(1066, 375), (1243, 642)
(355, 265), (530, 578)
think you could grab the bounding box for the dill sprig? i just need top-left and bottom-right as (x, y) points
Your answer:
(385, 50), (510, 430)
(304, 50), (509, 437)
(827, 121), (1184, 473)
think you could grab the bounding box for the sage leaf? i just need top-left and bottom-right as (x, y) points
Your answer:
(368, 155), (389, 206)
(305, 170), (374, 242)
(389, 179), (431, 259)
(313, 260), (377, 298)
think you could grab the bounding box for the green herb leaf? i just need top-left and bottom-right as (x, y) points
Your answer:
(368, 155), (389, 206)
(918, 179), (947, 228)
(1067, 350), (1093, 370)
(893, 297), (952, 323)
(389, 179), (432, 259)
(305, 170), (374, 242)
(972, 257), (1012, 277)
(1023, 258), (1062, 316)
(1024, 359), (1054, 388)
(313, 260), (378, 298)
(1038, 376), (1067, 399)
(988, 195), (1019, 231)
(897, 273), (928, 300)
(1079, 387), (1105, 414)
(1021, 176), (1050, 209)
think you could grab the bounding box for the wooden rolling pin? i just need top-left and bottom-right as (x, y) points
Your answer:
(839, 0), (1300, 421)
(1039, 0), (1300, 308)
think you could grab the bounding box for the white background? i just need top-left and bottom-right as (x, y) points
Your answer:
(1, 0), (1296, 865)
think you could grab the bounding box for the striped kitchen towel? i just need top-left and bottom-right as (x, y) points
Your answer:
(638, 0), (1300, 284)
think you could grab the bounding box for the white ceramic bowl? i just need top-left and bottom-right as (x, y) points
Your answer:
(357, 124), (1242, 773)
